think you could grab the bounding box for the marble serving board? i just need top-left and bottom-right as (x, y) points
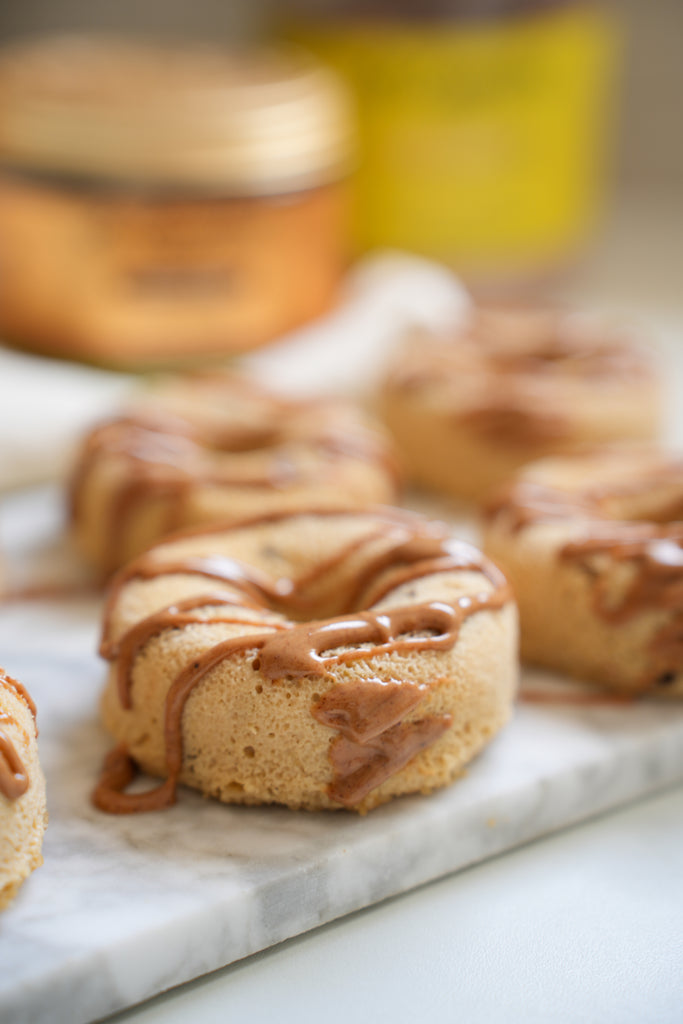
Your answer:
(1, 488), (683, 1024)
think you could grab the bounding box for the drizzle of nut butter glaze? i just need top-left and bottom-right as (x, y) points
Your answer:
(94, 510), (512, 813)
(0, 670), (36, 801)
(312, 679), (452, 806)
(324, 715), (453, 807)
(100, 591), (286, 709)
(0, 727), (29, 800)
(458, 401), (570, 447)
(0, 671), (37, 723)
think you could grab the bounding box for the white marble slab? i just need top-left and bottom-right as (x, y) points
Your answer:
(1, 488), (683, 1024)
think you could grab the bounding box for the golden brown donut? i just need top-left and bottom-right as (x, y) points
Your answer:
(70, 371), (399, 574)
(0, 668), (47, 909)
(93, 506), (517, 814)
(380, 304), (659, 503)
(482, 448), (683, 695)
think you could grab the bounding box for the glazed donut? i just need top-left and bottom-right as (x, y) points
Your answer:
(93, 507), (517, 814)
(0, 668), (47, 908)
(482, 448), (683, 695)
(70, 372), (398, 574)
(380, 304), (659, 503)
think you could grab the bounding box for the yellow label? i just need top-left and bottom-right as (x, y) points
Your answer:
(286, 6), (617, 275)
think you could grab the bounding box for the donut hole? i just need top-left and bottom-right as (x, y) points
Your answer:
(206, 426), (280, 454)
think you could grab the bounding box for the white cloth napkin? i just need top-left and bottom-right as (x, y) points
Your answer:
(0, 252), (469, 491)
(0, 349), (133, 491)
(244, 251), (469, 396)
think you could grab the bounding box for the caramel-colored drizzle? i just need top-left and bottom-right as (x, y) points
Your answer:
(101, 592), (287, 709)
(314, 680), (452, 807)
(490, 476), (683, 690)
(562, 529), (683, 689)
(94, 514), (511, 813)
(484, 480), (607, 534)
(561, 529), (683, 623)
(459, 401), (569, 447)
(100, 525), (392, 640)
(0, 725), (29, 801)
(0, 670), (36, 801)
(1, 671), (37, 722)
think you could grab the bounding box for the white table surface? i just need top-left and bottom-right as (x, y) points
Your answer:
(103, 199), (683, 1024)
(108, 782), (683, 1024)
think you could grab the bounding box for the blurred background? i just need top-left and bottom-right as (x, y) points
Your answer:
(0, 0), (681, 487)
(0, 0), (680, 309)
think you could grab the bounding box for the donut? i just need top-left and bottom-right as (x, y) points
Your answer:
(482, 448), (683, 695)
(380, 304), (659, 503)
(93, 507), (517, 814)
(70, 372), (399, 574)
(0, 668), (47, 908)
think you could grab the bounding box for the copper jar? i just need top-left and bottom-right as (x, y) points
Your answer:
(0, 36), (354, 366)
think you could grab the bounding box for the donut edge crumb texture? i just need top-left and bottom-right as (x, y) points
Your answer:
(380, 307), (660, 504)
(0, 669), (47, 909)
(482, 448), (683, 696)
(69, 372), (400, 575)
(94, 507), (518, 814)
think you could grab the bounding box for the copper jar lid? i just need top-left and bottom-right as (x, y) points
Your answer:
(0, 35), (354, 194)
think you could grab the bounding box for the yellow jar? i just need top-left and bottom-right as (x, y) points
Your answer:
(284, 1), (618, 282)
(0, 36), (354, 366)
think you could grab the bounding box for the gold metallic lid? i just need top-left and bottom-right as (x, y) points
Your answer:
(0, 35), (355, 193)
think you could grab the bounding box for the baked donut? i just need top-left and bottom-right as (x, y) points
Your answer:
(0, 668), (47, 908)
(380, 304), (659, 503)
(70, 372), (398, 574)
(482, 448), (683, 695)
(93, 506), (517, 814)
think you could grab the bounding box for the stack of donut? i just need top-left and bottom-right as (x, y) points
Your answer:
(380, 304), (660, 503)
